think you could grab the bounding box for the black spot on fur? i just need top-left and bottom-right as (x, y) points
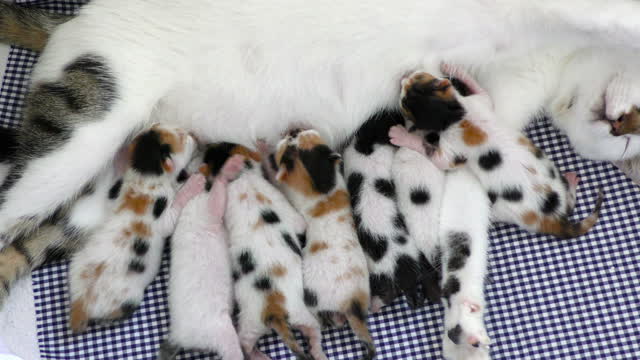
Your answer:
(298, 145), (339, 194)
(425, 132), (440, 145)
(353, 109), (404, 155)
(204, 180), (212, 192)
(304, 288), (318, 307)
(374, 178), (395, 198)
(40, 83), (84, 112)
(357, 229), (388, 262)
(153, 197), (167, 218)
(238, 251), (256, 274)
(395, 255), (424, 309)
(120, 302), (138, 319)
(442, 276), (461, 306)
(447, 325), (463, 344)
(393, 213), (408, 232)
(2, 280), (9, 293)
(279, 145), (297, 172)
(108, 179), (123, 200)
(261, 210), (280, 224)
(349, 298), (367, 322)
(502, 186), (523, 202)
(488, 190), (497, 204)
(548, 167), (557, 179)
(132, 238), (149, 256)
(410, 188), (430, 205)
(369, 273), (397, 305)
(401, 78), (466, 132)
(243, 159), (253, 170)
(203, 142), (235, 177)
(268, 153), (278, 171)
(394, 235), (407, 245)
(478, 150), (502, 171)
(31, 115), (65, 136)
(453, 155), (467, 166)
(317, 311), (336, 328)
(296, 233), (307, 249)
(43, 245), (67, 264)
(0, 126), (18, 163)
(11, 239), (32, 265)
(232, 300), (240, 327)
(254, 276), (272, 291)
(282, 232), (302, 257)
(232, 270), (240, 282)
(541, 191), (560, 214)
(449, 77), (472, 96)
(128, 260), (145, 273)
(131, 130), (171, 176)
(534, 147), (544, 159)
(419, 253), (442, 303)
(347, 172), (364, 208)
(176, 169), (188, 183)
(447, 232), (471, 272)
(561, 175), (569, 189)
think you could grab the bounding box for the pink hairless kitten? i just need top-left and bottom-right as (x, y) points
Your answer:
(160, 153), (246, 360)
(390, 64), (604, 239)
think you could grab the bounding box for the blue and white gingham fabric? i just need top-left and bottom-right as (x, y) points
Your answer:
(3, 1), (639, 359)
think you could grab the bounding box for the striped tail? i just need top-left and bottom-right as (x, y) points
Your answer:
(540, 188), (605, 239)
(262, 290), (312, 360)
(344, 292), (376, 360)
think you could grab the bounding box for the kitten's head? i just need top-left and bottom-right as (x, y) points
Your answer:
(399, 71), (466, 132)
(201, 142), (261, 178)
(274, 128), (342, 195)
(129, 124), (197, 176)
(611, 107), (640, 136)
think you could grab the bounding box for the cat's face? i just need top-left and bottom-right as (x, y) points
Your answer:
(129, 124), (197, 176)
(274, 129), (341, 195)
(399, 71), (466, 133)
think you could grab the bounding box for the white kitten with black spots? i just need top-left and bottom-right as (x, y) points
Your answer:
(68, 124), (199, 333)
(391, 67), (604, 239)
(160, 153), (245, 360)
(391, 123), (445, 302)
(208, 143), (325, 360)
(274, 129), (375, 360)
(439, 169), (491, 360)
(343, 111), (430, 311)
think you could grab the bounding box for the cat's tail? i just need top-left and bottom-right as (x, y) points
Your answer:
(343, 291), (376, 360)
(541, 188), (605, 239)
(263, 291), (312, 360)
(0, 3), (73, 51)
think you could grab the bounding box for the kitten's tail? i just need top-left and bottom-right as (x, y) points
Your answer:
(262, 291), (312, 360)
(343, 291), (376, 360)
(541, 188), (605, 239)
(0, 3), (73, 51)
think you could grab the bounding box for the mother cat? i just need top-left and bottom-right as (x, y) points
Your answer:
(2, 0), (640, 244)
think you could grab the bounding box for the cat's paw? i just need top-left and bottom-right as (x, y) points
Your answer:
(443, 299), (491, 358)
(442, 335), (491, 360)
(174, 173), (206, 208)
(220, 154), (245, 182)
(388, 125), (411, 147)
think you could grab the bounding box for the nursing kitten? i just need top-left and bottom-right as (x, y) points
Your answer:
(273, 129), (375, 360)
(68, 125), (199, 332)
(390, 68), (604, 239)
(343, 110), (430, 310)
(160, 153), (245, 360)
(439, 169), (491, 360)
(208, 142), (326, 360)
(391, 123), (445, 303)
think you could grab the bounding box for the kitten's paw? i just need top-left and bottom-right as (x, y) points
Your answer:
(444, 299), (490, 353)
(221, 154), (245, 182)
(442, 335), (491, 360)
(174, 173), (206, 208)
(389, 125), (410, 146)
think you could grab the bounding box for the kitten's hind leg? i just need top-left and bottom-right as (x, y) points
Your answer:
(0, 53), (161, 246)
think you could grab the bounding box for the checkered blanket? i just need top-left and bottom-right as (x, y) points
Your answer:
(3, 1), (640, 359)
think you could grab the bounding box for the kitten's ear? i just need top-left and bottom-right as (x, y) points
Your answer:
(162, 158), (175, 173)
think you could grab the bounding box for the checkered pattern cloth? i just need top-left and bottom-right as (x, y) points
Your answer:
(3, 1), (639, 359)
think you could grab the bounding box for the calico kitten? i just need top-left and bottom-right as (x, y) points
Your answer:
(390, 123), (445, 303)
(342, 110), (429, 310)
(273, 129), (375, 360)
(160, 153), (245, 360)
(439, 169), (491, 360)
(68, 124), (200, 333)
(391, 68), (604, 239)
(208, 142), (326, 360)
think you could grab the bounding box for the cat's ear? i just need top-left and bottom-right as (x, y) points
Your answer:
(162, 158), (175, 173)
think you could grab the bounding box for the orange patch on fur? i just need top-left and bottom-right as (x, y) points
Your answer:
(522, 211), (539, 226)
(309, 242), (329, 254)
(309, 190), (350, 217)
(460, 120), (488, 146)
(117, 189), (152, 215)
(199, 164), (211, 177)
(262, 290), (287, 325)
(336, 266), (366, 282)
(253, 219), (265, 230)
(277, 158), (317, 197)
(70, 299), (89, 333)
(533, 184), (552, 193)
(131, 221), (151, 237)
(518, 136), (531, 146)
(270, 264), (288, 277)
(526, 166), (537, 175)
(539, 216), (565, 235)
(155, 126), (184, 153)
(239, 193), (248, 200)
(230, 145), (261, 162)
(256, 192), (272, 204)
(296, 132), (324, 150)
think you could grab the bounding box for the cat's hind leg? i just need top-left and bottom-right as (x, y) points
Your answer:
(0, 48), (167, 246)
(439, 170), (491, 360)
